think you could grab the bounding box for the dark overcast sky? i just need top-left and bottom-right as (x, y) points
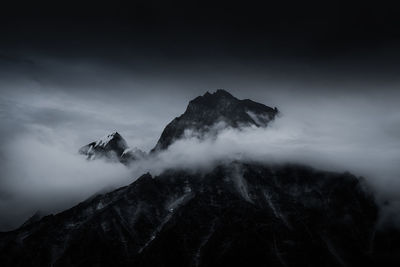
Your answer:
(1, 1), (400, 231)
(1, 1), (399, 99)
(1, 1), (399, 65)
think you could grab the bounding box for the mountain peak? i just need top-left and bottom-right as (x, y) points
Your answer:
(94, 132), (123, 147)
(188, 89), (236, 108)
(79, 131), (128, 161)
(152, 89), (278, 152)
(202, 89), (235, 98)
(214, 88), (234, 97)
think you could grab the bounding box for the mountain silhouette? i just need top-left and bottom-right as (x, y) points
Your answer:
(151, 89), (279, 152)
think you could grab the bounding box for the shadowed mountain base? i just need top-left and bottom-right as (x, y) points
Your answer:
(1, 162), (398, 267)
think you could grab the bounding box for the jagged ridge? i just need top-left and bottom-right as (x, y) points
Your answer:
(152, 89), (279, 152)
(79, 132), (128, 160)
(79, 132), (145, 164)
(78, 90), (278, 162)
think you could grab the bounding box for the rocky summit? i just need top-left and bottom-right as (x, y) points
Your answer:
(79, 132), (146, 164)
(79, 132), (128, 160)
(151, 89), (279, 152)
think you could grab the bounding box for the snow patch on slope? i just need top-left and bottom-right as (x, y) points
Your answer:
(95, 132), (118, 147)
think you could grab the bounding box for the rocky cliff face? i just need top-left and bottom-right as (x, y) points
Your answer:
(79, 132), (128, 160)
(151, 89), (279, 152)
(1, 162), (395, 267)
(79, 132), (145, 164)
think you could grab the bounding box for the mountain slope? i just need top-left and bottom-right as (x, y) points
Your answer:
(152, 89), (278, 152)
(1, 162), (397, 267)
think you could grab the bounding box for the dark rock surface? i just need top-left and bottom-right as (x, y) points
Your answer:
(19, 211), (44, 228)
(79, 132), (131, 162)
(79, 132), (146, 164)
(151, 89), (279, 152)
(1, 162), (397, 267)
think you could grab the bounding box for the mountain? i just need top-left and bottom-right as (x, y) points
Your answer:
(78, 89), (277, 163)
(79, 132), (145, 163)
(151, 89), (279, 152)
(1, 162), (398, 266)
(2, 89), (399, 266)
(79, 90), (277, 161)
(79, 132), (128, 160)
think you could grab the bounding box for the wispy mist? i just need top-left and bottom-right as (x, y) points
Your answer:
(1, 80), (399, 230)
